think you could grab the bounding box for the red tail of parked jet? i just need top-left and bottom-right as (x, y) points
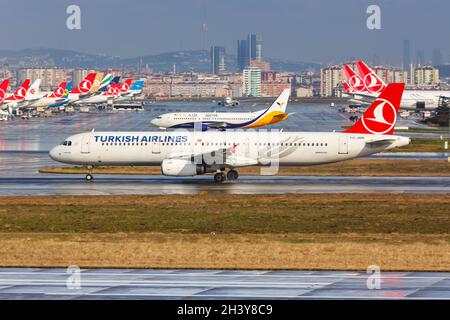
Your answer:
(5, 79), (30, 101)
(70, 73), (97, 94)
(0, 79), (10, 103)
(48, 82), (67, 98)
(104, 84), (121, 96)
(355, 61), (386, 93)
(342, 65), (365, 93)
(344, 83), (404, 135)
(119, 79), (133, 93)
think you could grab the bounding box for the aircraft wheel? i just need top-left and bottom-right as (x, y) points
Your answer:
(85, 173), (94, 182)
(227, 170), (239, 181)
(213, 172), (226, 183)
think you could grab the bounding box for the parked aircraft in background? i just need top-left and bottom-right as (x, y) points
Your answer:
(151, 89), (291, 130)
(49, 83), (410, 183)
(0, 79), (30, 109)
(27, 82), (67, 108)
(343, 61), (450, 110)
(67, 73), (97, 103)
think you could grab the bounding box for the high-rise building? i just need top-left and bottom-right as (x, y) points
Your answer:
(416, 50), (425, 66)
(413, 66), (440, 86)
(242, 66), (261, 97)
(320, 66), (344, 97)
(255, 36), (263, 61)
(210, 46), (226, 75)
(72, 69), (96, 86)
(237, 40), (249, 72)
(17, 68), (68, 90)
(402, 40), (411, 71)
(432, 49), (443, 67)
(237, 34), (262, 71)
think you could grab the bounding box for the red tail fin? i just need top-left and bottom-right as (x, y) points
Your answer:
(342, 65), (365, 92)
(10, 79), (30, 101)
(343, 83), (404, 135)
(0, 79), (9, 103)
(355, 61), (386, 93)
(105, 84), (120, 96)
(120, 79), (133, 92)
(71, 73), (97, 94)
(48, 82), (67, 98)
(342, 82), (352, 93)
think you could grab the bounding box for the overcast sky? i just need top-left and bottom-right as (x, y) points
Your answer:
(0, 0), (448, 65)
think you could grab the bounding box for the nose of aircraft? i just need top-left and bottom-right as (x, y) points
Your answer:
(150, 118), (161, 127)
(49, 146), (60, 161)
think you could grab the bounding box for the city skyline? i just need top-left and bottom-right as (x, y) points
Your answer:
(0, 0), (449, 65)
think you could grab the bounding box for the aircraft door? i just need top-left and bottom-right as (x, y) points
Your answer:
(338, 136), (348, 154)
(152, 140), (161, 154)
(81, 135), (91, 154)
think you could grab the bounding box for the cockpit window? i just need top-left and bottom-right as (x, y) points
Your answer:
(61, 140), (72, 146)
(156, 116), (162, 119)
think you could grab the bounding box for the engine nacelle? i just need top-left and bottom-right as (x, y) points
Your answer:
(161, 159), (206, 176)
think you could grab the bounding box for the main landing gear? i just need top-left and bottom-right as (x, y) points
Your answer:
(213, 169), (239, 183)
(85, 165), (94, 182)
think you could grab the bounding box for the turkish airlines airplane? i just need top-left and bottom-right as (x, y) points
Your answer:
(49, 83), (410, 182)
(113, 79), (145, 101)
(0, 79), (10, 104)
(151, 89), (291, 130)
(66, 73), (97, 103)
(343, 61), (450, 110)
(74, 79), (133, 105)
(0, 79), (30, 110)
(27, 82), (67, 108)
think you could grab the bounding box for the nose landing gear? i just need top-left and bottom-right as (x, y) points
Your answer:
(85, 165), (94, 182)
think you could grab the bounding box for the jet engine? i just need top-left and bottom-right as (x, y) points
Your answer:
(161, 159), (207, 176)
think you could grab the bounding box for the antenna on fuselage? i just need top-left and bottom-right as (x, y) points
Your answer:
(91, 128), (95, 133)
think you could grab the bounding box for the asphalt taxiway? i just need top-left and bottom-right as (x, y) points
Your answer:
(0, 175), (449, 195)
(0, 268), (448, 300)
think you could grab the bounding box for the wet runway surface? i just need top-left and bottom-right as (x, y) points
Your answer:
(0, 175), (449, 195)
(0, 268), (448, 300)
(0, 149), (448, 195)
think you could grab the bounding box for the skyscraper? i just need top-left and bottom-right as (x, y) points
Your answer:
(242, 66), (261, 97)
(416, 50), (425, 66)
(432, 49), (443, 67)
(237, 34), (263, 71)
(237, 39), (249, 72)
(403, 40), (411, 71)
(211, 46), (226, 75)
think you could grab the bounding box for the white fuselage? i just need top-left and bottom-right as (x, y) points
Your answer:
(49, 131), (410, 170)
(151, 109), (267, 129)
(74, 94), (115, 105)
(347, 90), (449, 110)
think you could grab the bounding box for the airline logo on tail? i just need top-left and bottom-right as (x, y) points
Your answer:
(71, 73), (97, 94)
(0, 79), (9, 103)
(7, 79), (30, 101)
(48, 82), (67, 98)
(343, 65), (365, 92)
(120, 79), (133, 93)
(344, 83), (404, 135)
(356, 61), (386, 93)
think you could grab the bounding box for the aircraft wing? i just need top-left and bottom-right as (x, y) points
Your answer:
(167, 145), (258, 167)
(206, 122), (227, 129)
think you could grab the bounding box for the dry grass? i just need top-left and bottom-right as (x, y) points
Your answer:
(0, 194), (448, 270)
(40, 159), (450, 176)
(0, 233), (448, 271)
